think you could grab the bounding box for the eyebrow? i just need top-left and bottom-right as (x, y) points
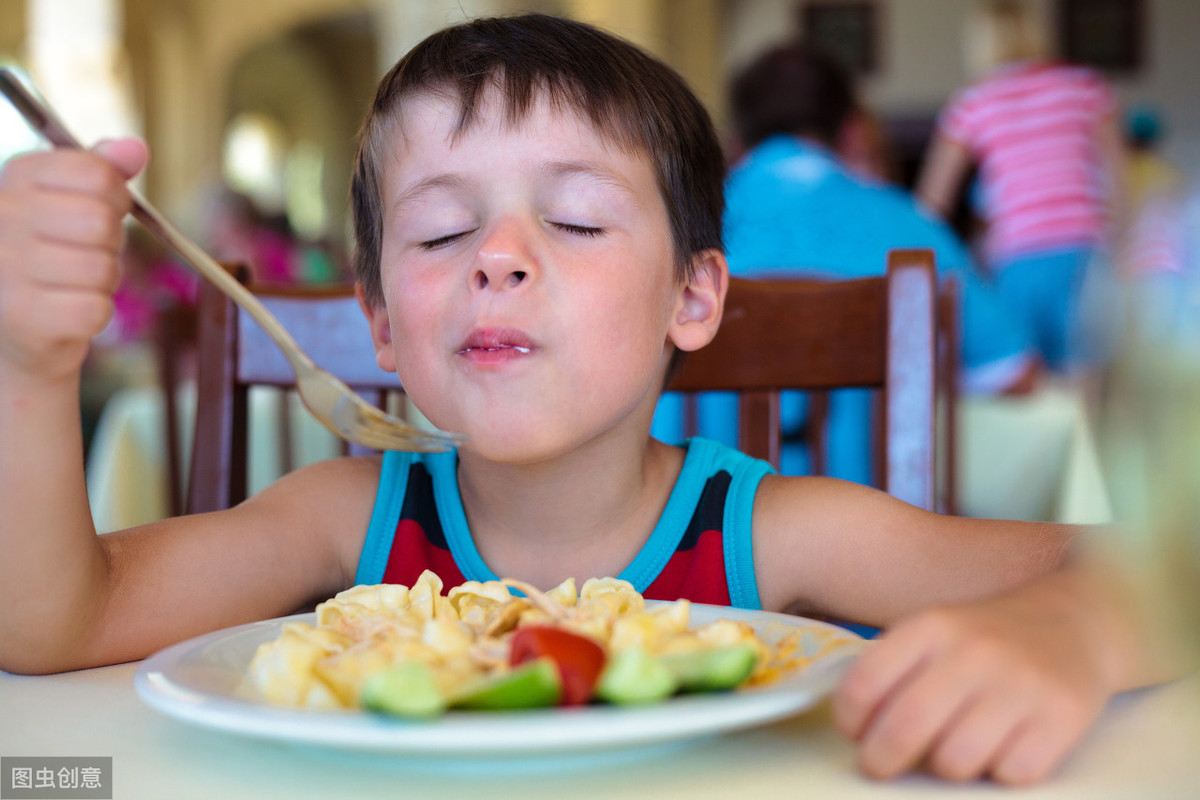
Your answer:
(540, 159), (638, 196)
(389, 159), (640, 217)
(389, 174), (468, 217)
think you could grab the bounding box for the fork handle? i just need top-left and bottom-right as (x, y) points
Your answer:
(0, 68), (316, 373)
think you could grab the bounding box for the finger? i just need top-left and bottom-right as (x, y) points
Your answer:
(91, 137), (149, 180)
(854, 656), (982, 780)
(29, 241), (122, 294)
(31, 191), (126, 252)
(989, 701), (1096, 786)
(834, 620), (949, 741)
(928, 691), (1030, 782)
(15, 150), (130, 206)
(3, 285), (114, 344)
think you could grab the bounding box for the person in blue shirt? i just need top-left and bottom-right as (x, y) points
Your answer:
(655, 41), (1037, 486)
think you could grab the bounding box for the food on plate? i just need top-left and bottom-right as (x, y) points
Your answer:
(245, 570), (852, 716)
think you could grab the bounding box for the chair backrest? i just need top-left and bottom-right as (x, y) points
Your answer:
(152, 300), (198, 517)
(667, 249), (938, 510)
(937, 276), (960, 515)
(187, 276), (402, 514)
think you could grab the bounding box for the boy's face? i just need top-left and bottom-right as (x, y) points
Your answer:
(362, 87), (721, 462)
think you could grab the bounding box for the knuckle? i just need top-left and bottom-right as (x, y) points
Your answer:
(0, 152), (40, 186)
(865, 715), (916, 768)
(1045, 690), (1093, 731)
(837, 665), (878, 711)
(907, 606), (964, 642)
(75, 197), (121, 244)
(76, 156), (114, 190)
(992, 751), (1052, 786)
(99, 208), (124, 244)
(930, 738), (984, 782)
(83, 295), (115, 333)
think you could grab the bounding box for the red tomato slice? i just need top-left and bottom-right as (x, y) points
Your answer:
(509, 626), (607, 706)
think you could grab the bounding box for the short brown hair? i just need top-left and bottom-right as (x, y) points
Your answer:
(351, 13), (725, 306)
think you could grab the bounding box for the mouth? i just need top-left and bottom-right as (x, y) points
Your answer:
(456, 327), (536, 363)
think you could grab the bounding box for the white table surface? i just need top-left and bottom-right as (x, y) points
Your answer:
(1, 663), (1197, 799)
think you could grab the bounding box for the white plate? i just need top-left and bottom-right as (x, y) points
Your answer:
(135, 603), (862, 758)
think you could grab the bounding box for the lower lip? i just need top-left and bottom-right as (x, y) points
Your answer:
(457, 346), (532, 366)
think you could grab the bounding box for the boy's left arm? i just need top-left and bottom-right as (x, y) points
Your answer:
(753, 477), (1193, 785)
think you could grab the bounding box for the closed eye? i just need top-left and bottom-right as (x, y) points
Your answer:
(551, 222), (605, 237)
(419, 230), (474, 250)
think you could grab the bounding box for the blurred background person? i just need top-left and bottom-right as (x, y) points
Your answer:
(200, 187), (343, 286)
(916, 0), (1123, 375)
(655, 39), (1037, 487)
(1123, 105), (1181, 219)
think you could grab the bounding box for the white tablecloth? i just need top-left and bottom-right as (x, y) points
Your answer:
(0, 662), (1196, 799)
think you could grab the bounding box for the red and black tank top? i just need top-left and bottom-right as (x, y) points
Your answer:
(355, 438), (773, 609)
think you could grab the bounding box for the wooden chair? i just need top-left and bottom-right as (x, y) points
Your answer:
(151, 300), (198, 517)
(186, 275), (403, 514)
(667, 249), (939, 511)
(937, 276), (960, 515)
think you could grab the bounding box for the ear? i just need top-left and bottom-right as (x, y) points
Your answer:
(668, 248), (727, 352)
(355, 283), (397, 373)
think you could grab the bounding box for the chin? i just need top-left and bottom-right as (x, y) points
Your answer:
(452, 423), (580, 466)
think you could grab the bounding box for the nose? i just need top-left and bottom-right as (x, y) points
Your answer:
(471, 217), (536, 292)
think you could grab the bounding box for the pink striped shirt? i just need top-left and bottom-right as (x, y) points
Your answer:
(939, 62), (1116, 266)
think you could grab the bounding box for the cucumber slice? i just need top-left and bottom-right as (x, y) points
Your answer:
(451, 657), (562, 710)
(595, 647), (678, 705)
(660, 644), (758, 692)
(360, 661), (446, 718)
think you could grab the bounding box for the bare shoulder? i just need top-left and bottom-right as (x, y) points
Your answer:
(751, 474), (1074, 626)
(242, 453), (384, 584)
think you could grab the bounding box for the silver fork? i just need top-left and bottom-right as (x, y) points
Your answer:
(0, 68), (462, 453)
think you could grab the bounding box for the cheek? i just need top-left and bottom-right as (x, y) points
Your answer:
(576, 271), (677, 377)
(379, 261), (443, 370)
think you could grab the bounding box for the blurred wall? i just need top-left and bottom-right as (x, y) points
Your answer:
(0, 0), (24, 58)
(116, 0), (722, 248)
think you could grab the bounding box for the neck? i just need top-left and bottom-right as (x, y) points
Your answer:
(455, 434), (684, 590)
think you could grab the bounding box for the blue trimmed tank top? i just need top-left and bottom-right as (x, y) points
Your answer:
(354, 437), (774, 609)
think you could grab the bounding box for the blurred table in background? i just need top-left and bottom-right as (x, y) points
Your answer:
(957, 382), (1112, 525)
(86, 381), (1112, 532)
(86, 382), (340, 532)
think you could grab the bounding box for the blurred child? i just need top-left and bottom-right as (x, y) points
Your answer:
(917, 0), (1124, 372)
(0, 13), (1184, 786)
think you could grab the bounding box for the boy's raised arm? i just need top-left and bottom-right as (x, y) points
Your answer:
(0, 142), (146, 671)
(0, 143), (367, 674)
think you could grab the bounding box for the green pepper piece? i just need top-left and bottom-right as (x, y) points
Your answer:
(451, 657), (562, 710)
(660, 644), (758, 692)
(360, 661), (446, 718)
(595, 647), (679, 705)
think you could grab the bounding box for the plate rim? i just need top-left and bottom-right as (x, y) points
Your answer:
(134, 602), (863, 756)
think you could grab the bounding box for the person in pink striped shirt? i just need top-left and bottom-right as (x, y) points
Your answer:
(917, 0), (1124, 371)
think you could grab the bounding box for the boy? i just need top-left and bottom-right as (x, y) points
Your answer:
(0, 14), (1181, 786)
